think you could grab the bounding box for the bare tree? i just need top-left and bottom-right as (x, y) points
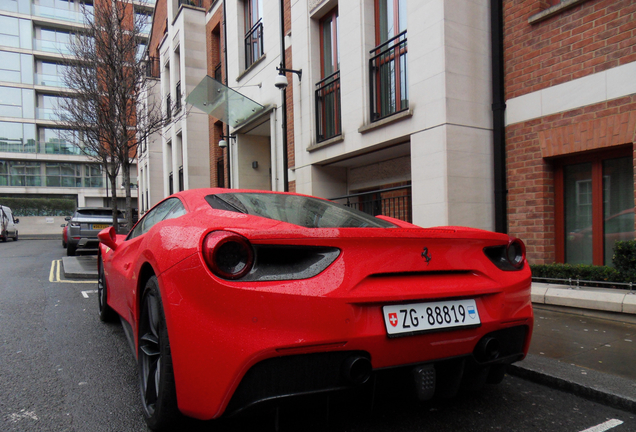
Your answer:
(58, 0), (167, 231)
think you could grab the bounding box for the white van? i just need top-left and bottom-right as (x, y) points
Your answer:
(0, 205), (19, 242)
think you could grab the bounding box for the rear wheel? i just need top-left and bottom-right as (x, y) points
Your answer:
(97, 256), (116, 322)
(138, 276), (181, 431)
(67, 243), (76, 256)
(1, 230), (6, 242)
(12, 231), (18, 241)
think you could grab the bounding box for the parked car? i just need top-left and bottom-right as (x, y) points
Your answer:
(97, 189), (533, 430)
(0, 205), (19, 242)
(66, 207), (126, 256)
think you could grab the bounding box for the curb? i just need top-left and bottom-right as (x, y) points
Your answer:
(508, 355), (636, 414)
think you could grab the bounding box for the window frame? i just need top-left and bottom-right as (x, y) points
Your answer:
(554, 146), (634, 265)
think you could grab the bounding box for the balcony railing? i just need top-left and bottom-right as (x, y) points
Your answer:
(31, 4), (93, 24)
(166, 94), (172, 121)
(0, 175), (104, 188)
(34, 73), (67, 88)
(175, 81), (182, 112)
(178, 165), (183, 191)
(168, 171), (173, 194)
(330, 185), (412, 223)
(33, 39), (73, 55)
(369, 30), (408, 122)
(36, 108), (59, 121)
(144, 56), (160, 78)
(0, 140), (82, 155)
(315, 70), (341, 143)
(244, 18), (263, 70)
(178, 0), (202, 7)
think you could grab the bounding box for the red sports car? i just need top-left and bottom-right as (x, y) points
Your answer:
(97, 188), (533, 430)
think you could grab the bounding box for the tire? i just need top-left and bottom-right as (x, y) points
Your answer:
(97, 256), (117, 322)
(67, 243), (77, 256)
(138, 276), (181, 431)
(12, 231), (18, 241)
(1, 230), (6, 242)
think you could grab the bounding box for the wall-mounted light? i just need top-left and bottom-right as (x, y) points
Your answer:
(275, 62), (302, 89)
(219, 133), (236, 148)
(252, 161), (258, 169)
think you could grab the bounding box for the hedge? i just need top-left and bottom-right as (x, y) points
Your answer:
(531, 239), (636, 289)
(0, 197), (76, 217)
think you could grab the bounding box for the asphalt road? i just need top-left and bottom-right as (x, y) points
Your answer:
(1, 240), (634, 432)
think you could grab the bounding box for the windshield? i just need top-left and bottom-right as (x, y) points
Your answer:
(206, 193), (395, 228)
(76, 209), (124, 218)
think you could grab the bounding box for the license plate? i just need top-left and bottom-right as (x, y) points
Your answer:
(383, 299), (480, 336)
(92, 224), (109, 230)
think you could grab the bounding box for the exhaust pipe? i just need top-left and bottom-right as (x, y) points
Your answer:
(341, 356), (372, 385)
(475, 337), (501, 362)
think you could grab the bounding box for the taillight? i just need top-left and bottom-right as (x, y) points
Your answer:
(506, 239), (525, 269)
(202, 231), (254, 280)
(484, 238), (526, 271)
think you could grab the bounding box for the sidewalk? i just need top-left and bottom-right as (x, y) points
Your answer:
(59, 256), (636, 413)
(508, 283), (636, 413)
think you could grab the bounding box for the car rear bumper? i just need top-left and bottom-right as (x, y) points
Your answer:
(158, 254), (533, 420)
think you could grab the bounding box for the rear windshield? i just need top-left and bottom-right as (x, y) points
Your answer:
(76, 209), (124, 217)
(206, 193), (395, 228)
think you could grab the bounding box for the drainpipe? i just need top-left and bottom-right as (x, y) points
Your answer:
(279, 0), (289, 192)
(223, 0), (231, 188)
(491, 0), (507, 233)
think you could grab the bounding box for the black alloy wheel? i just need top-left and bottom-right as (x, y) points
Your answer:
(138, 276), (181, 431)
(97, 256), (116, 322)
(67, 243), (76, 256)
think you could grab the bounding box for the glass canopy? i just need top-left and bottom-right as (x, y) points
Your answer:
(186, 75), (264, 127)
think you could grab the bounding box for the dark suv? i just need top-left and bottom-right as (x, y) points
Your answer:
(66, 208), (126, 256)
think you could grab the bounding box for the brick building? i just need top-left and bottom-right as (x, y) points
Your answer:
(504, 0), (636, 265)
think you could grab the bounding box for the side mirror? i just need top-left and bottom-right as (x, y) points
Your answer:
(14, 218), (19, 224)
(65, 216), (71, 221)
(98, 226), (119, 251)
(61, 224), (67, 227)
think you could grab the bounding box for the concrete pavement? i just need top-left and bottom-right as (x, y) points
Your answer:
(58, 255), (636, 413)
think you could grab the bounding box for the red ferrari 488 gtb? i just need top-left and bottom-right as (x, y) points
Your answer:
(97, 189), (533, 430)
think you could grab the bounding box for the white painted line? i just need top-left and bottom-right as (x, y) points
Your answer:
(81, 290), (98, 298)
(579, 419), (624, 432)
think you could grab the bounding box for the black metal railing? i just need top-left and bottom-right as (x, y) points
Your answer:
(178, 0), (202, 7)
(166, 93), (171, 121)
(168, 171), (173, 194)
(244, 18), (263, 69)
(214, 62), (222, 81)
(330, 185), (412, 223)
(315, 70), (341, 143)
(369, 30), (408, 122)
(178, 165), (183, 191)
(145, 56), (160, 78)
(175, 81), (182, 112)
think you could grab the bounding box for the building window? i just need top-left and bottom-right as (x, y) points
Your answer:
(556, 149), (634, 266)
(0, 122), (37, 153)
(244, 0), (263, 70)
(370, 0), (408, 122)
(315, 7), (341, 143)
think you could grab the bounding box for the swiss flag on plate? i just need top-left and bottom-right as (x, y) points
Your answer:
(388, 313), (398, 327)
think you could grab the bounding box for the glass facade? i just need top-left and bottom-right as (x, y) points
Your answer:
(0, 160), (104, 188)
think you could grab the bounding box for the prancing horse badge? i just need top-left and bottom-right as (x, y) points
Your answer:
(421, 247), (432, 265)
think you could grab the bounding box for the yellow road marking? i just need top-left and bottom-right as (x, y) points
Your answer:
(49, 260), (97, 284)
